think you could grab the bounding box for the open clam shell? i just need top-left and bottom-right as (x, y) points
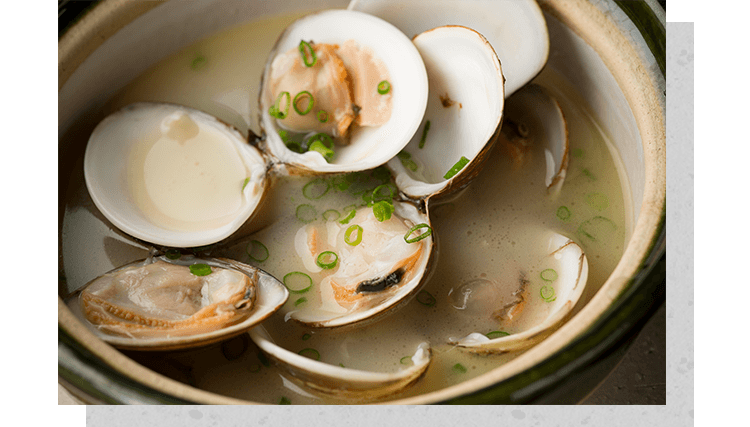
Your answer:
(348, 0), (548, 97)
(501, 84), (569, 194)
(259, 9), (428, 174)
(68, 255), (288, 351)
(387, 25), (504, 200)
(284, 200), (434, 329)
(250, 326), (431, 401)
(452, 232), (588, 354)
(83, 102), (269, 248)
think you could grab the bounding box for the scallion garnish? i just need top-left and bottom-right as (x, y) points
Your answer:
(572, 148), (584, 158)
(283, 271), (313, 294)
(295, 204), (317, 223)
(372, 183), (396, 203)
(377, 80), (391, 94)
(298, 348), (321, 360)
(246, 240), (269, 263)
(372, 200), (395, 222)
(486, 331), (510, 339)
(293, 90), (315, 115)
(540, 268), (558, 282)
(540, 285), (556, 302)
(278, 396), (291, 405)
(309, 139), (334, 162)
(452, 363), (467, 374)
(397, 151), (418, 171)
(556, 206), (571, 221)
(317, 110), (329, 123)
(302, 333), (312, 341)
(164, 249), (181, 260)
(316, 251), (338, 269)
(400, 356), (413, 365)
(323, 209), (340, 221)
(339, 209), (356, 225)
(298, 40), (317, 67)
(418, 120), (431, 149)
(577, 216), (617, 242)
(339, 363), (345, 368)
(295, 297), (308, 306)
(345, 225), (364, 246)
(443, 156), (470, 179)
(241, 177), (251, 192)
(302, 178), (330, 200)
(189, 263), (212, 276)
(404, 223), (432, 243)
(585, 192), (609, 211)
(581, 168), (596, 181)
(269, 91), (291, 119)
(257, 351), (270, 367)
(416, 290), (436, 307)
(191, 55), (207, 70)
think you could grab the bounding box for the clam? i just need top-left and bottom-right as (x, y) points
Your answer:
(83, 102), (268, 248)
(258, 9), (428, 174)
(347, 0), (549, 97)
(500, 84), (569, 194)
(250, 326), (431, 401)
(450, 231), (588, 354)
(68, 254), (288, 351)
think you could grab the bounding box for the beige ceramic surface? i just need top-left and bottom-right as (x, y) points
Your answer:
(58, 0), (664, 404)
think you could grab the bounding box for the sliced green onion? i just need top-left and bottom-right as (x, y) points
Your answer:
(298, 40), (317, 67)
(283, 271), (313, 294)
(404, 223), (432, 243)
(339, 209), (356, 225)
(345, 225), (364, 246)
(248, 364), (261, 373)
(577, 216), (617, 242)
(372, 183), (396, 203)
(400, 356), (413, 365)
(286, 140), (304, 153)
(343, 204), (358, 213)
(372, 166), (392, 183)
(303, 178), (330, 200)
(372, 200), (395, 222)
(316, 251), (338, 269)
(486, 331), (510, 339)
(572, 148), (584, 158)
(540, 268), (558, 282)
(585, 192), (609, 211)
(295, 204), (317, 223)
(298, 348), (321, 360)
(323, 209), (340, 221)
(339, 363), (345, 368)
(416, 290), (436, 307)
(246, 240), (269, 262)
(397, 151), (418, 171)
(191, 55), (207, 70)
(189, 263), (212, 276)
(164, 249), (181, 260)
(397, 150), (411, 159)
(278, 129), (290, 142)
(295, 297), (308, 306)
(443, 156), (470, 179)
(452, 363), (467, 374)
(331, 175), (352, 192)
(302, 333), (312, 341)
(309, 139), (334, 162)
(278, 396), (291, 405)
(293, 90), (314, 115)
(257, 351), (270, 367)
(317, 110), (329, 123)
(418, 120), (431, 149)
(556, 206), (571, 221)
(270, 91), (291, 119)
(377, 80), (391, 94)
(241, 177), (251, 192)
(540, 285), (556, 302)
(581, 168), (597, 181)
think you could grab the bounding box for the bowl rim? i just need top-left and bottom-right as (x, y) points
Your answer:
(57, 0), (666, 404)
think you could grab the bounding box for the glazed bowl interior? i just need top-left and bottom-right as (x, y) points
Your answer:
(58, 0), (664, 404)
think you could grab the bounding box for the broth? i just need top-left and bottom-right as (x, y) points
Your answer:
(60, 11), (630, 404)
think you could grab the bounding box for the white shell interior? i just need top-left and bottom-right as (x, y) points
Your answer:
(347, 0), (548, 97)
(83, 102), (267, 247)
(387, 25), (504, 199)
(260, 9), (428, 173)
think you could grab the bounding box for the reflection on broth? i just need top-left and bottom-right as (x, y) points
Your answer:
(61, 12), (629, 404)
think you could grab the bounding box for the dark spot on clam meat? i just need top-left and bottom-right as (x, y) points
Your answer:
(356, 268), (405, 293)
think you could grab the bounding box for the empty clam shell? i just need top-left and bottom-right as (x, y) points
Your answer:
(348, 0), (549, 97)
(452, 232), (588, 353)
(250, 326), (431, 401)
(69, 255), (288, 351)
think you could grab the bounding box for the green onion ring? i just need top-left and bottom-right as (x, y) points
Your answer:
(452, 363), (467, 374)
(270, 91), (291, 119)
(400, 356), (412, 365)
(323, 209), (340, 221)
(298, 348), (321, 360)
(416, 290), (436, 307)
(283, 271), (313, 294)
(293, 90), (314, 115)
(302, 178), (330, 200)
(372, 200), (395, 222)
(339, 209), (356, 225)
(377, 80), (391, 94)
(298, 40), (317, 67)
(344, 225), (363, 246)
(246, 240), (269, 262)
(189, 263), (212, 276)
(540, 268), (558, 282)
(418, 120), (431, 149)
(540, 285), (556, 301)
(164, 249), (181, 260)
(316, 251), (338, 269)
(308, 139), (335, 162)
(371, 183), (396, 203)
(443, 156), (470, 179)
(295, 297), (308, 306)
(295, 204), (317, 223)
(556, 206), (571, 221)
(317, 110), (329, 123)
(404, 223), (432, 243)
(302, 333), (312, 341)
(486, 331), (510, 339)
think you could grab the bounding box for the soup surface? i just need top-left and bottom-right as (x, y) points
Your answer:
(60, 11), (630, 404)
